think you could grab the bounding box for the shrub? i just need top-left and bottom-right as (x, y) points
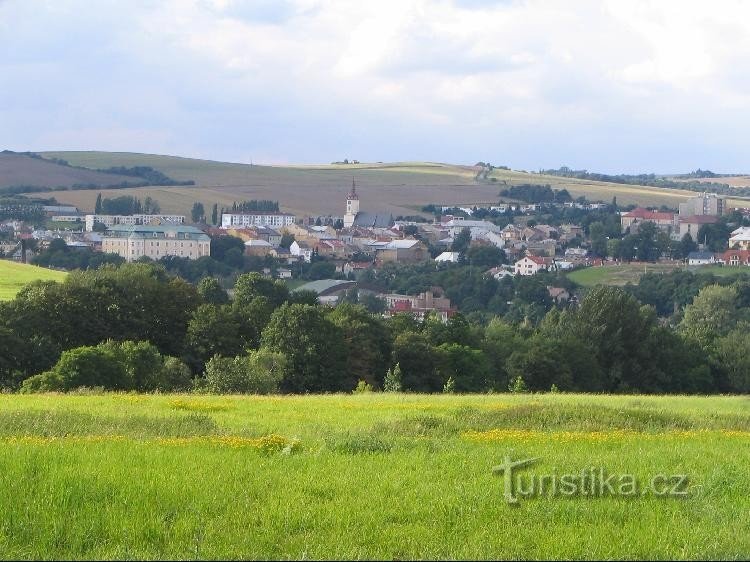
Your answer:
(201, 349), (287, 394)
(508, 376), (529, 394)
(383, 363), (403, 392)
(21, 345), (127, 392)
(354, 380), (373, 393)
(443, 377), (456, 394)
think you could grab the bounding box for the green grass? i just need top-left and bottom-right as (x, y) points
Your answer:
(567, 263), (685, 287)
(0, 260), (67, 300)
(0, 393), (747, 559)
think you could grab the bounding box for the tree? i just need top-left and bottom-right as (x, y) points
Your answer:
(260, 303), (349, 392)
(280, 233), (295, 249)
(185, 304), (245, 371)
(589, 222), (608, 257)
(94, 192), (103, 214)
(677, 233), (698, 259)
(451, 227), (472, 255)
(438, 343), (491, 392)
(233, 272), (289, 309)
(191, 202), (205, 223)
(391, 332), (444, 392)
(466, 245), (505, 267)
(327, 303), (391, 387)
(679, 285), (741, 348)
(383, 363), (403, 392)
(21, 345), (127, 392)
(197, 277), (228, 305)
(713, 326), (750, 392)
(211, 203), (219, 226)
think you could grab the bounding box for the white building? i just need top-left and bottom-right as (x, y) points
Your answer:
(434, 251), (461, 263)
(514, 255), (555, 276)
(290, 240), (313, 262)
(102, 225), (210, 262)
(85, 214), (185, 232)
(221, 212), (296, 229)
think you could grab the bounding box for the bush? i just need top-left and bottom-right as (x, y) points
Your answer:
(383, 363), (403, 392)
(200, 349), (287, 394)
(20, 340), (192, 393)
(23, 345), (127, 392)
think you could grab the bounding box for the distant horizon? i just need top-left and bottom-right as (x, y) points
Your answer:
(21, 149), (749, 178)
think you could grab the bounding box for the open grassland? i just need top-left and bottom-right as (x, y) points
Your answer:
(567, 263), (686, 287)
(35, 151), (740, 217)
(568, 263), (750, 287)
(0, 393), (747, 560)
(0, 260), (67, 300)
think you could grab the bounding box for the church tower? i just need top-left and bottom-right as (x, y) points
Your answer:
(343, 178), (360, 228)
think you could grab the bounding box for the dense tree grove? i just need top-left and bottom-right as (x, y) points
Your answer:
(1, 262), (749, 395)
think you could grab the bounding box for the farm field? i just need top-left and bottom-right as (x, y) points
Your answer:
(32, 151), (737, 218)
(0, 393), (747, 560)
(0, 260), (67, 300)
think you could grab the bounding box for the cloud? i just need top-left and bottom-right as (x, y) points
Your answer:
(1, 0), (750, 172)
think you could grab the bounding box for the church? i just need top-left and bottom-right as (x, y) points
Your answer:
(343, 180), (394, 229)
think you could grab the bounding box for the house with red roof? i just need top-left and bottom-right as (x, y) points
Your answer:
(620, 207), (676, 235)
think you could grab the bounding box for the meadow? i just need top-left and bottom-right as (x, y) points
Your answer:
(0, 260), (67, 300)
(0, 392), (747, 559)
(566, 263), (685, 287)
(35, 151), (726, 218)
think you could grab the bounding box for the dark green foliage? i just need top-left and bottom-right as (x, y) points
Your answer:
(261, 303), (350, 393)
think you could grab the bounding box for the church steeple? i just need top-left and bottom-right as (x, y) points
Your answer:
(344, 178), (360, 228)
(347, 177), (359, 200)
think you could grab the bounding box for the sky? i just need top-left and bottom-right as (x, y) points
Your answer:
(1, 0), (750, 173)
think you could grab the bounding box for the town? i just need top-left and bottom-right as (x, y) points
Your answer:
(2, 184), (747, 320)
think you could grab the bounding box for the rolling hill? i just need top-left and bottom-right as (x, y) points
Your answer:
(0, 152), (142, 190)
(20, 151), (749, 218)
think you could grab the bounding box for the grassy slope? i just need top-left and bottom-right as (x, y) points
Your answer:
(567, 263), (750, 287)
(0, 152), (139, 189)
(0, 393), (747, 559)
(36, 151), (736, 218)
(0, 260), (67, 300)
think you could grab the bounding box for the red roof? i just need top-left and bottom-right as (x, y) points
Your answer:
(624, 207), (674, 221)
(723, 249), (750, 263)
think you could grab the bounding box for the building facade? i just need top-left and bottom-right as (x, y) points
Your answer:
(221, 213), (296, 229)
(678, 193), (725, 217)
(85, 214), (185, 232)
(102, 225), (210, 262)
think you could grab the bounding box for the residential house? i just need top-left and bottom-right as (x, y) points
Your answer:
(729, 227), (750, 250)
(547, 286), (571, 304)
(721, 249), (750, 266)
(375, 239), (429, 264)
(435, 251), (461, 263)
(290, 240), (314, 263)
(687, 251), (716, 265)
(676, 215), (720, 241)
(514, 255), (556, 276)
(244, 239), (274, 257)
(620, 208), (676, 235)
(381, 289), (456, 322)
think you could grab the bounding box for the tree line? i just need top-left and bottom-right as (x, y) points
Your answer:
(2, 262), (748, 395)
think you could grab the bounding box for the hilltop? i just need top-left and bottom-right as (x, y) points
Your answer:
(10, 151), (743, 217)
(0, 152), (140, 190)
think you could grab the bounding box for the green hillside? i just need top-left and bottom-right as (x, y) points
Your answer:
(0, 260), (67, 300)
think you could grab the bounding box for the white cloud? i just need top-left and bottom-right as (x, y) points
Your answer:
(1, 0), (750, 172)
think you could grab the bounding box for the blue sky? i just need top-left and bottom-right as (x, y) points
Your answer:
(1, 0), (749, 173)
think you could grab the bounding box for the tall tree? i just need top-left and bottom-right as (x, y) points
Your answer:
(94, 192), (103, 214)
(211, 203), (219, 226)
(191, 202), (205, 223)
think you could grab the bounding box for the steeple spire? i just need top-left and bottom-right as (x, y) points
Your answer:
(347, 177), (359, 200)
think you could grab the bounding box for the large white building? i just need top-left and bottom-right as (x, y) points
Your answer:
(102, 225), (210, 262)
(221, 212), (296, 229)
(85, 214), (185, 232)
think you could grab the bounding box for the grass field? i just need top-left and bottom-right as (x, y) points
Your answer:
(0, 260), (67, 300)
(567, 263), (686, 287)
(0, 392), (747, 559)
(568, 263), (750, 287)
(33, 151), (745, 218)
(0, 152), (138, 189)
